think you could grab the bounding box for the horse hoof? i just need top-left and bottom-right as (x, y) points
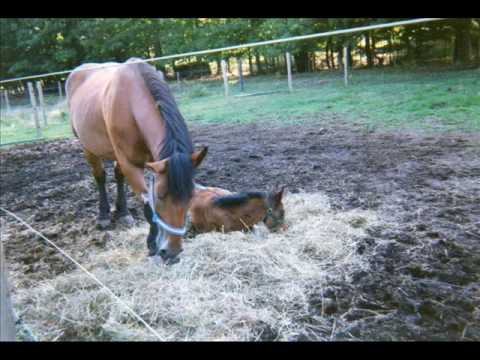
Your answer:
(118, 214), (135, 227)
(96, 218), (112, 230)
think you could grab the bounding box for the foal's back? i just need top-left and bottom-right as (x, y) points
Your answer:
(190, 187), (267, 233)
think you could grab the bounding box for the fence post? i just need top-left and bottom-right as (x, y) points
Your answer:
(344, 46), (349, 86)
(57, 81), (63, 101)
(286, 52), (293, 92)
(176, 72), (180, 85)
(1, 239), (17, 341)
(27, 82), (42, 139)
(35, 81), (47, 126)
(237, 57), (244, 92)
(221, 59), (229, 97)
(2, 90), (11, 113)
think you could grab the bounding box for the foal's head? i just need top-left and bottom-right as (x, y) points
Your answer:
(263, 187), (286, 232)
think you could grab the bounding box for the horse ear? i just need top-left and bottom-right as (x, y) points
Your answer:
(192, 146), (208, 168)
(145, 159), (168, 174)
(273, 187), (285, 206)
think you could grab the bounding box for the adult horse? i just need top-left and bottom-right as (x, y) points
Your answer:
(66, 58), (208, 264)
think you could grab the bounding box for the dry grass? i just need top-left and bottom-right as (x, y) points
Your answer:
(12, 192), (380, 341)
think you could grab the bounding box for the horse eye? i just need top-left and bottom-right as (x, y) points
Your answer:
(267, 208), (273, 214)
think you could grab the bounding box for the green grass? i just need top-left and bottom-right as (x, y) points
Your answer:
(177, 67), (480, 132)
(1, 67), (479, 146)
(0, 100), (72, 145)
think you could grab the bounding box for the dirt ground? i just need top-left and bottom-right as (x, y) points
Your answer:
(1, 117), (479, 341)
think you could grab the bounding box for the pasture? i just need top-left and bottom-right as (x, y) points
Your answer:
(1, 67), (479, 146)
(1, 67), (479, 341)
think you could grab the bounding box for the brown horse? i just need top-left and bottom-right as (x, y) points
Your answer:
(66, 58), (207, 264)
(189, 184), (286, 234)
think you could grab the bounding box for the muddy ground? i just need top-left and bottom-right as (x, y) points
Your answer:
(1, 117), (479, 341)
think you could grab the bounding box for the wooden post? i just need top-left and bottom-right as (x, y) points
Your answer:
(1, 241), (17, 341)
(57, 81), (63, 101)
(237, 57), (244, 92)
(2, 90), (11, 113)
(221, 59), (229, 97)
(286, 52), (293, 92)
(35, 81), (47, 126)
(176, 72), (180, 85)
(344, 46), (349, 86)
(27, 82), (42, 139)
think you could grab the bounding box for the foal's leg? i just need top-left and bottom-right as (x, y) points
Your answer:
(85, 150), (111, 229)
(114, 162), (134, 227)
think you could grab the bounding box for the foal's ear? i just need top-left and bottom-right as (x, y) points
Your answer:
(192, 146), (208, 168)
(145, 159), (168, 174)
(273, 186), (285, 206)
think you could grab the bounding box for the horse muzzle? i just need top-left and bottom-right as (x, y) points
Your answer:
(158, 246), (183, 265)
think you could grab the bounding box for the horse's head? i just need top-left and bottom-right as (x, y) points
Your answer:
(264, 187), (286, 232)
(145, 147), (208, 264)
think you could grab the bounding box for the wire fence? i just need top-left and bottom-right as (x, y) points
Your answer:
(0, 207), (165, 341)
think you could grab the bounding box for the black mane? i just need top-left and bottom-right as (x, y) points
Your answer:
(133, 59), (194, 204)
(213, 192), (266, 208)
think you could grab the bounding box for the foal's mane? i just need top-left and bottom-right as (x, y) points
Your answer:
(131, 58), (194, 203)
(213, 192), (266, 208)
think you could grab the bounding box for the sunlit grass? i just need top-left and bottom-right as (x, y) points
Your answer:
(0, 99), (72, 144)
(179, 67), (480, 132)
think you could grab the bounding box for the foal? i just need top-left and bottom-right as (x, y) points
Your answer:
(189, 185), (286, 234)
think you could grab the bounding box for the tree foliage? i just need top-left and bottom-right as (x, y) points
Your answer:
(1, 18), (478, 81)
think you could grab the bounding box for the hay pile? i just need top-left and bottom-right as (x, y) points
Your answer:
(13, 192), (380, 341)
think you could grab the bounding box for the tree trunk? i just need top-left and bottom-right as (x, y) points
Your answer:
(330, 46), (336, 69)
(337, 47), (343, 71)
(325, 44), (331, 69)
(474, 36), (480, 65)
(278, 54), (284, 73)
(365, 32), (374, 67)
(263, 56), (270, 73)
(347, 47), (353, 69)
(248, 52), (253, 75)
(387, 37), (393, 66)
(453, 19), (473, 65)
(294, 50), (309, 73)
(371, 33), (378, 66)
(311, 52), (315, 71)
(255, 51), (263, 74)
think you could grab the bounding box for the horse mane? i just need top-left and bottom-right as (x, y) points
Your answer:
(213, 192), (266, 208)
(132, 58), (194, 203)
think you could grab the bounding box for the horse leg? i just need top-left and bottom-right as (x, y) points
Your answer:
(114, 162), (134, 227)
(114, 159), (159, 256)
(85, 150), (111, 230)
